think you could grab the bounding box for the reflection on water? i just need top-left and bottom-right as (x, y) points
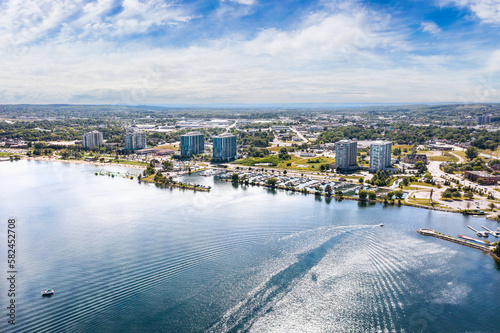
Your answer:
(0, 161), (499, 333)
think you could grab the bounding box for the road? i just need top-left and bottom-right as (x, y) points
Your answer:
(449, 152), (464, 163)
(290, 126), (309, 143)
(428, 161), (500, 202)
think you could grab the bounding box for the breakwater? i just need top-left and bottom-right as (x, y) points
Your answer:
(416, 228), (500, 261)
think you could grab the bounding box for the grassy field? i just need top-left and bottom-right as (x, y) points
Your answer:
(453, 150), (467, 160)
(402, 182), (439, 190)
(427, 152), (459, 162)
(392, 144), (413, 157)
(156, 144), (180, 151)
(234, 155), (334, 171)
(481, 148), (500, 157)
(116, 159), (148, 166)
(406, 197), (447, 209)
(0, 152), (14, 157)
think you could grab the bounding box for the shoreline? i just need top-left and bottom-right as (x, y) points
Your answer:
(25, 156), (146, 170)
(218, 178), (499, 220)
(10, 158), (500, 222)
(417, 228), (500, 261)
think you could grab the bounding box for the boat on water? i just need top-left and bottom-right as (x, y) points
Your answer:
(41, 289), (54, 296)
(379, 224), (384, 227)
(458, 234), (487, 245)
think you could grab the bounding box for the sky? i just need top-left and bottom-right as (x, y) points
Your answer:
(0, 0), (499, 105)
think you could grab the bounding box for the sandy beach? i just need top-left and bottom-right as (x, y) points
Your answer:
(25, 156), (146, 170)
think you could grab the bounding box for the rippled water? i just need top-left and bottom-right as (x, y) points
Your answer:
(0, 160), (499, 332)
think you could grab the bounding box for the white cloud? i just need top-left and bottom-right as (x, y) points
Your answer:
(420, 21), (441, 35)
(442, 0), (500, 24)
(0, 0), (194, 46)
(223, 0), (257, 5)
(0, 0), (496, 104)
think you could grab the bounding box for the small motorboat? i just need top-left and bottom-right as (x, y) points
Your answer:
(379, 224), (384, 227)
(41, 289), (55, 296)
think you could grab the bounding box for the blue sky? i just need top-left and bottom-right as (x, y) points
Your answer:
(0, 0), (499, 104)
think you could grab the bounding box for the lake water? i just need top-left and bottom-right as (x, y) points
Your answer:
(1, 160), (499, 332)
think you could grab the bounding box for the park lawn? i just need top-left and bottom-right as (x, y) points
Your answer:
(234, 155), (281, 166)
(407, 197), (447, 208)
(480, 148), (500, 157)
(453, 150), (467, 160)
(116, 159), (148, 166)
(392, 144), (412, 156)
(289, 156), (335, 171)
(0, 152), (14, 156)
(401, 183), (438, 190)
(409, 181), (439, 187)
(234, 155), (334, 171)
(156, 144), (180, 151)
(427, 152), (459, 162)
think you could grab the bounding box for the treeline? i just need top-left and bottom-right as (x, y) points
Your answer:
(0, 119), (123, 141)
(316, 124), (490, 146)
(237, 130), (274, 147)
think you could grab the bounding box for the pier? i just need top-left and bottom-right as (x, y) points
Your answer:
(417, 228), (491, 252)
(481, 226), (499, 237)
(467, 225), (489, 237)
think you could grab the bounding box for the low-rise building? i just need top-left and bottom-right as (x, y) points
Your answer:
(464, 171), (500, 185)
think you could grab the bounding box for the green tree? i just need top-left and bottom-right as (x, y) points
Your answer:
(393, 147), (401, 156)
(162, 160), (173, 171)
(465, 146), (479, 160)
(325, 184), (332, 196)
(266, 177), (278, 187)
(154, 171), (164, 183)
(464, 191), (474, 200)
(394, 189), (404, 199)
(442, 189), (453, 199)
(358, 177), (364, 184)
(359, 189), (368, 200)
(368, 191), (377, 200)
(414, 161), (427, 174)
(231, 173), (239, 183)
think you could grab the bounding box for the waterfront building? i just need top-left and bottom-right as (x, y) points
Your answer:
(82, 130), (103, 149)
(213, 133), (237, 162)
(335, 139), (358, 170)
(370, 141), (392, 171)
(464, 171), (500, 185)
(180, 131), (205, 157)
(125, 129), (147, 150)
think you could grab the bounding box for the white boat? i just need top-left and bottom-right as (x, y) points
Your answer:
(41, 289), (54, 296)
